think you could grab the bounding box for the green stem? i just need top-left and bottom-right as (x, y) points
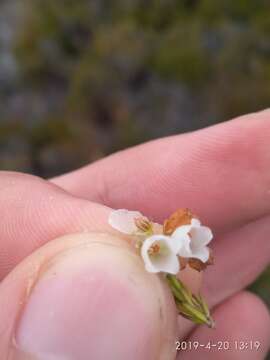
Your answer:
(166, 274), (215, 328)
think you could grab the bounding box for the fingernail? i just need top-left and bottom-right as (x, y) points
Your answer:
(15, 239), (175, 360)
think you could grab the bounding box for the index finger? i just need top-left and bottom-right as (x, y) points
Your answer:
(52, 109), (270, 233)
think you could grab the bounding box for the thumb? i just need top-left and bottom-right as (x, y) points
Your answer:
(1, 232), (178, 360)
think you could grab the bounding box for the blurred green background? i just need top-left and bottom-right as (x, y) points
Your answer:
(0, 0), (269, 347)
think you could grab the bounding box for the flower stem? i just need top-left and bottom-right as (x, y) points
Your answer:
(166, 274), (215, 328)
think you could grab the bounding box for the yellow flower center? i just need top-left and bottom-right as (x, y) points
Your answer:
(134, 217), (153, 233)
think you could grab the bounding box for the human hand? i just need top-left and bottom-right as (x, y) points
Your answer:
(0, 110), (269, 359)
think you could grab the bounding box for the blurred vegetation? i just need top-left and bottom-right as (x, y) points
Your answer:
(1, 0), (268, 174)
(3, 0), (270, 175)
(0, 0), (269, 323)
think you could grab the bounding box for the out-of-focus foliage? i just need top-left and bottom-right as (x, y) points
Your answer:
(10, 0), (270, 175)
(0, 0), (269, 316)
(250, 266), (270, 309)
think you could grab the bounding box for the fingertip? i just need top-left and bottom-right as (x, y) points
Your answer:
(229, 291), (270, 343)
(1, 233), (178, 360)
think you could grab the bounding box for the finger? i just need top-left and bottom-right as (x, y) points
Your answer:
(179, 291), (270, 360)
(0, 233), (177, 360)
(203, 213), (270, 308)
(177, 214), (270, 341)
(1, 170), (268, 332)
(52, 109), (270, 233)
(51, 111), (270, 311)
(0, 174), (268, 358)
(0, 171), (202, 344)
(0, 171), (112, 279)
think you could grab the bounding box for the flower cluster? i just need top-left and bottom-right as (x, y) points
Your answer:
(109, 208), (213, 275)
(109, 208), (215, 328)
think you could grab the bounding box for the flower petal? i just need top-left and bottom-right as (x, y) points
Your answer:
(141, 235), (180, 274)
(190, 226), (213, 249)
(171, 225), (192, 255)
(141, 235), (167, 272)
(191, 218), (201, 227)
(200, 226), (213, 246)
(108, 209), (144, 234)
(191, 246), (210, 263)
(157, 252), (180, 274)
(171, 224), (191, 240)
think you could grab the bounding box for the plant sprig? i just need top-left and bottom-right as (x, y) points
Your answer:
(166, 274), (215, 328)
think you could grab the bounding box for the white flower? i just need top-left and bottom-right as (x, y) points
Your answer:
(108, 209), (150, 235)
(172, 218), (213, 262)
(109, 209), (213, 275)
(141, 235), (184, 274)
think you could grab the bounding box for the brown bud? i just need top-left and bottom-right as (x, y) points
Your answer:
(188, 249), (214, 272)
(188, 258), (207, 272)
(179, 257), (188, 270)
(206, 248), (214, 266)
(163, 208), (194, 235)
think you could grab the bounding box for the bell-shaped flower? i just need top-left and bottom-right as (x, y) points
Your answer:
(109, 208), (161, 237)
(141, 234), (184, 274)
(108, 209), (149, 234)
(172, 219), (213, 263)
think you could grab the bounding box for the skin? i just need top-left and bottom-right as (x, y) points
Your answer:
(0, 109), (269, 359)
